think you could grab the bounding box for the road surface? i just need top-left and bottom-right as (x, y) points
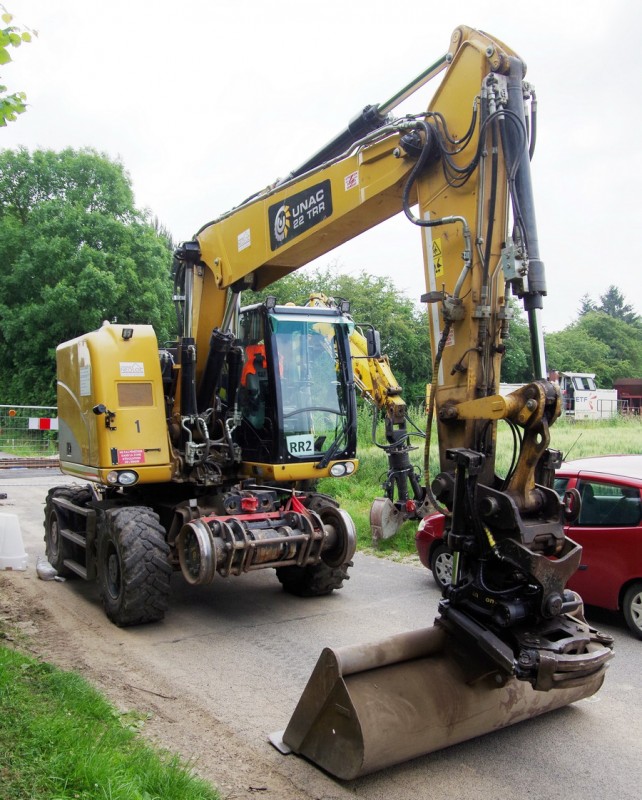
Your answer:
(1, 468), (640, 800)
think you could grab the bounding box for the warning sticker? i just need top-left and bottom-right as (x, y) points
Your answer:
(79, 365), (91, 396)
(237, 228), (251, 252)
(117, 449), (145, 465)
(120, 362), (145, 377)
(344, 171), (359, 190)
(433, 238), (444, 278)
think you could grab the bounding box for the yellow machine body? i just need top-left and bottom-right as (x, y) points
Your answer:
(56, 323), (174, 484)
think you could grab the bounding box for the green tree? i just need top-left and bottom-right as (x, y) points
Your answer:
(0, 148), (175, 403)
(244, 264), (432, 404)
(578, 293), (596, 317)
(0, 6), (34, 126)
(500, 300), (532, 383)
(597, 285), (640, 326)
(545, 310), (642, 388)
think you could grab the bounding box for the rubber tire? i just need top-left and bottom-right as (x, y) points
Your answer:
(430, 543), (454, 591)
(623, 582), (642, 640)
(43, 485), (92, 576)
(97, 506), (172, 627)
(276, 560), (352, 597)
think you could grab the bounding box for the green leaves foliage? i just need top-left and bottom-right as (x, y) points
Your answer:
(0, 148), (175, 404)
(596, 285), (640, 326)
(0, 147), (137, 221)
(500, 299), (533, 384)
(0, 6), (34, 127)
(545, 309), (642, 388)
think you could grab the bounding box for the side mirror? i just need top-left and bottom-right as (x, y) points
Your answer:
(366, 329), (381, 359)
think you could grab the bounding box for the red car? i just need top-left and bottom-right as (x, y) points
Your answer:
(415, 455), (642, 639)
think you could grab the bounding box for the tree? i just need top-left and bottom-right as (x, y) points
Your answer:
(0, 148), (175, 403)
(0, 6), (34, 127)
(597, 285), (640, 326)
(545, 310), (642, 388)
(500, 300), (532, 383)
(244, 264), (432, 405)
(578, 293), (596, 317)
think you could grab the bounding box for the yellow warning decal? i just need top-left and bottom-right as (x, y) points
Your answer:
(433, 238), (444, 278)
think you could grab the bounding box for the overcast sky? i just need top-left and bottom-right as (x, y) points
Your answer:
(3, 0), (640, 331)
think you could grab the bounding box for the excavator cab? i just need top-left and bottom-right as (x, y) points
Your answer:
(235, 300), (358, 478)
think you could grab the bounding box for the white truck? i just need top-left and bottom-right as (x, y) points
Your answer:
(501, 372), (617, 419)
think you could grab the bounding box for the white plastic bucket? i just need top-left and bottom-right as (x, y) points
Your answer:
(0, 512), (28, 570)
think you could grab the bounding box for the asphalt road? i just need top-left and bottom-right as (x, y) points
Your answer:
(1, 468), (641, 800)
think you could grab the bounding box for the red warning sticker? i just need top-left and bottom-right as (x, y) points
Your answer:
(117, 449), (145, 465)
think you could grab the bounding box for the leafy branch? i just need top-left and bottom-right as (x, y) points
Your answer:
(0, 5), (36, 127)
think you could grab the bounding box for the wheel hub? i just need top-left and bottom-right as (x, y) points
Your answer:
(50, 516), (60, 555)
(107, 549), (121, 598)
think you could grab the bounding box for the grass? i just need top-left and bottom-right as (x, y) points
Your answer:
(320, 408), (642, 557)
(0, 641), (219, 800)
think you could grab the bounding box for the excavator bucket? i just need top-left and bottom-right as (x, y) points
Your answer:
(270, 623), (607, 780)
(370, 497), (403, 541)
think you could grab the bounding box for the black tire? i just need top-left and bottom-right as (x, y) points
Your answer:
(430, 543), (453, 591)
(276, 560), (352, 597)
(97, 506), (172, 627)
(43, 485), (92, 576)
(623, 582), (642, 640)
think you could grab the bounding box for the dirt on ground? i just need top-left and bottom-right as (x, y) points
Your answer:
(0, 572), (318, 800)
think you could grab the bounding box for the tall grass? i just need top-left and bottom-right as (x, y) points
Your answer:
(321, 405), (642, 555)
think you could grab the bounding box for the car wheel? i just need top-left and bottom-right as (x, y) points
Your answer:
(430, 543), (453, 591)
(623, 582), (642, 640)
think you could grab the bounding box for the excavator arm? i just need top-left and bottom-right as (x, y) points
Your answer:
(257, 25), (613, 778)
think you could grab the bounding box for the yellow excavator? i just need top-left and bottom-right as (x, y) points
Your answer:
(47, 25), (613, 780)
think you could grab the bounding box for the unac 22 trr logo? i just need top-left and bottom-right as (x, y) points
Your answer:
(268, 180), (332, 250)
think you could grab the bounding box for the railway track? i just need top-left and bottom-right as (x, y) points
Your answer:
(0, 457), (60, 469)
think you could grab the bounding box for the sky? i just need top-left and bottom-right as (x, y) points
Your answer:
(2, 0), (641, 332)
